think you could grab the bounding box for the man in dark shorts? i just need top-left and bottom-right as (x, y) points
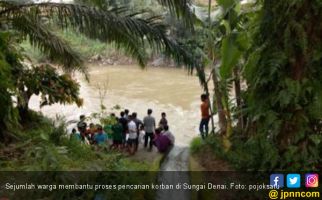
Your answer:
(112, 118), (123, 150)
(119, 111), (128, 146)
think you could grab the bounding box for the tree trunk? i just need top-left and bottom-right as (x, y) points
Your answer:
(0, 121), (5, 143)
(17, 89), (31, 123)
(212, 66), (227, 135)
(195, 66), (216, 133)
(18, 105), (29, 122)
(233, 67), (243, 130)
(208, 0), (212, 25)
(204, 84), (215, 134)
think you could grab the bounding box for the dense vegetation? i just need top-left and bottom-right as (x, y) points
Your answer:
(0, 0), (321, 177)
(0, 112), (156, 199)
(0, 4), (194, 198)
(0, 2), (178, 198)
(0, 111), (150, 171)
(0, 0), (195, 141)
(190, 0), (322, 171)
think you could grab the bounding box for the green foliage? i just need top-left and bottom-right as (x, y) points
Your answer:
(190, 0), (322, 171)
(1, 0), (199, 70)
(0, 0), (201, 142)
(201, 135), (278, 171)
(19, 41), (44, 63)
(217, 0), (237, 11)
(56, 29), (118, 59)
(11, 13), (85, 74)
(205, 132), (322, 171)
(157, 0), (195, 28)
(0, 111), (156, 199)
(190, 137), (203, 153)
(241, 0), (322, 170)
(90, 110), (118, 127)
(0, 33), (13, 118)
(18, 64), (83, 108)
(217, 0), (252, 80)
(0, 32), (20, 139)
(0, 30), (84, 129)
(220, 33), (243, 79)
(0, 112), (150, 171)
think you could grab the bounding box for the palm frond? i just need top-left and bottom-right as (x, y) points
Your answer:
(1, 1), (199, 69)
(77, 0), (196, 28)
(12, 13), (86, 75)
(1, 2), (154, 66)
(157, 0), (194, 28)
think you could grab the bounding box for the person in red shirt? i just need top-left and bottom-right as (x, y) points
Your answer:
(200, 94), (210, 139)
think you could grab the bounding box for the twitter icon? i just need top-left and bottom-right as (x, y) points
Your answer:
(287, 174), (301, 188)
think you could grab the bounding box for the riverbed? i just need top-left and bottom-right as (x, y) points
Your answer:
(29, 64), (206, 146)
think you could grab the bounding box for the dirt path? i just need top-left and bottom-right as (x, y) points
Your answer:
(129, 146), (163, 165)
(156, 146), (191, 200)
(128, 145), (193, 199)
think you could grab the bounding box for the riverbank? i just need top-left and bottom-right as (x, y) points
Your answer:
(188, 137), (233, 200)
(0, 111), (164, 171)
(0, 110), (170, 198)
(189, 137), (232, 171)
(129, 146), (165, 171)
(21, 29), (179, 68)
(87, 54), (179, 68)
(0, 111), (168, 200)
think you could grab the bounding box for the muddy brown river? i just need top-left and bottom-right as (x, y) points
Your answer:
(29, 64), (208, 146)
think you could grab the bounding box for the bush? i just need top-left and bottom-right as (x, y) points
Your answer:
(1, 112), (151, 171)
(190, 137), (203, 153)
(207, 135), (278, 170)
(1, 111), (157, 199)
(203, 133), (322, 171)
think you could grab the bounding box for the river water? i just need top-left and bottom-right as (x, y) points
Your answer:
(29, 64), (205, 146)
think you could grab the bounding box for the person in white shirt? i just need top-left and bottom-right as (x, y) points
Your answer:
(127, 115), (137, 155)
(162, 125), (175, 145)
(139, 126), (145, 145)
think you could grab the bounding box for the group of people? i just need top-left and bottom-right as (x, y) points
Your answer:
(70, 109), (175, 155)
(69, 93), (210, 155)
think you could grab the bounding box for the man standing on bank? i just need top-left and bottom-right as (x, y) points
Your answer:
(199, 94), (210, 139)
(143, 109), (156, 151)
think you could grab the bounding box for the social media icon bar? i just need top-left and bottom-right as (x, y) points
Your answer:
(287, 174), (301, 188)
(270, 174), (284, 188)
(305, 174), (319, 188)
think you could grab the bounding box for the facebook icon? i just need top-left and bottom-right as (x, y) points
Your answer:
(270, 174), (284, 188)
